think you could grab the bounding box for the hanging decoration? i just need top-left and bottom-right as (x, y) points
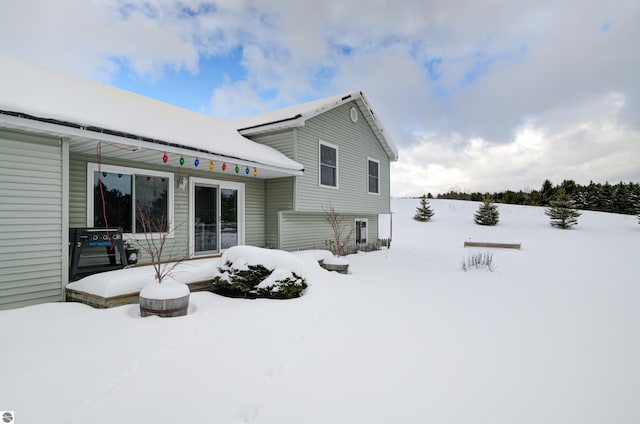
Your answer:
(156, 152), (260, 177)
(102, 172), (107, 178)
(117, 173), (123, 178)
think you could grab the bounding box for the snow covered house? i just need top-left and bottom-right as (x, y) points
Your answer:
(0, 55), (397, 310)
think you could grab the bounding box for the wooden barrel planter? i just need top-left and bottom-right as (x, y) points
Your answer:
(139, 294), (189, 318)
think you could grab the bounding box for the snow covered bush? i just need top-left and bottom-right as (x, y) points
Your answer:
(212, 246), (308, 299)
(461, 251), (495, 272)
(474, 196), (499, 226)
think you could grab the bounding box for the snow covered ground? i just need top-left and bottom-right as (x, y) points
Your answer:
(1, 199), (638, 424)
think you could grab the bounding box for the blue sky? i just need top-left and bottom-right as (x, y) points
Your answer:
(1, 0), (639, 196)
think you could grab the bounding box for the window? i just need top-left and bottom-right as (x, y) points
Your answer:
(355, 219), (368, 244)
(319, 141), (338, 188)
(88, 163), (173, 237)
(368, 158), (380, 194)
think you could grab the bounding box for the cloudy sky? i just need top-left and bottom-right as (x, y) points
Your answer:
(2, 0), (638, 196)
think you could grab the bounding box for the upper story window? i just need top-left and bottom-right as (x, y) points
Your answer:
(319, 141), (338, 188)
(368, 158), (380, 194)
(87, 163), (174, 238)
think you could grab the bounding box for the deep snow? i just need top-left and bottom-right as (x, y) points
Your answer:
(1, 199), (638, 424)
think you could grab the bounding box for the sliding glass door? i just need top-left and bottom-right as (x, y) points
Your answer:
(190, 178), (244, 256)
(194, 185), (218, 255)
(220, 188), (238, 250)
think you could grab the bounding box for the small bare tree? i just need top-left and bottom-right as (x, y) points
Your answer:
(323, 206), (354, 257)
(135, 208), (187, 283)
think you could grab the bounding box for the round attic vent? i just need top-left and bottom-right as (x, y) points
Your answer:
(349, 107), (358, 123)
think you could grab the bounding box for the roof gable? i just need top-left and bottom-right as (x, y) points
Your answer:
(232, 91), (399, 161)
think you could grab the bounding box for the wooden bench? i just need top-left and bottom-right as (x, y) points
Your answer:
(463, 241), (521, 249)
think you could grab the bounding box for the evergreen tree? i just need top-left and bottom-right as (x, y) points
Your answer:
(600, 181), (614, 212)
(545, 187), (581, 229)
(613, 182), (633, 215)
(474, 196), (499, 226)
(584, 181), (601, 211)
(413, 194), (434, 222)
(541, 179), (554, 205)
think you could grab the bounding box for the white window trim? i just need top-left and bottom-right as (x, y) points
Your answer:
(355, 218), (368, 244)
(87, 163), (174, 240)
(319, 140), (339, 189)
(188, 177), (245, 258)
(367, 157), (380, 195)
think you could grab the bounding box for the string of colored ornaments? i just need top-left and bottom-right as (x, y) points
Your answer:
(160, 153), (257, 176)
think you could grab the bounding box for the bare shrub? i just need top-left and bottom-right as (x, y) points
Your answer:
(323, 206), (354, 257)
(461, 251), (495, 272)
(135, 208), (187, 283)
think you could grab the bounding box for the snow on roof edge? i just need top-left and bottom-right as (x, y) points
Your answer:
(0, 54), (303, 172)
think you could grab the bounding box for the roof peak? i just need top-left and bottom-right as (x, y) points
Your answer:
(232, 90), (398, 161)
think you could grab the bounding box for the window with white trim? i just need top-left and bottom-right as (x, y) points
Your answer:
(319, 141), (338, 188)
(87, 163), (174, 236)
(368, 158), (380, 194)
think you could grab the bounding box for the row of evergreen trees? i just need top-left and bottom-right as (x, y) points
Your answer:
(415, 187), (635, 229)
(435, 180), (640, 216)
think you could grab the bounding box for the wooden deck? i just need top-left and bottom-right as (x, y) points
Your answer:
(66, 280), (214, 309)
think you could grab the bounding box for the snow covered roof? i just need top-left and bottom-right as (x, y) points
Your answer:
(232, 91), (399, 161)
(0, 55), (303, 175)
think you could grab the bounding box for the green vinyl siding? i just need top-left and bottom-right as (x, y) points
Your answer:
(278, 212), (378, 251)
(246, 130), (295, 159)
(244, 178), (266, 247)
(69, 153), (267, 264)
(0, 130), (65, 309)
(293, 101), (391, 214)
(265, 177), (294, 248)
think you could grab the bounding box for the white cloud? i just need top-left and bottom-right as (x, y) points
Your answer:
(0, 0), (200, 81)
(208, 79), (275, 119)
(392, 93), (640, 196)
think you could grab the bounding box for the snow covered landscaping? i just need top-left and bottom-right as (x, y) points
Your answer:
(1, 198), (639, 424)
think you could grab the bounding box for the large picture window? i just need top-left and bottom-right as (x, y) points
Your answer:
(368, 158), (380, 194)
(319, 141), (338, 188)
(88, 163), (173, 237)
